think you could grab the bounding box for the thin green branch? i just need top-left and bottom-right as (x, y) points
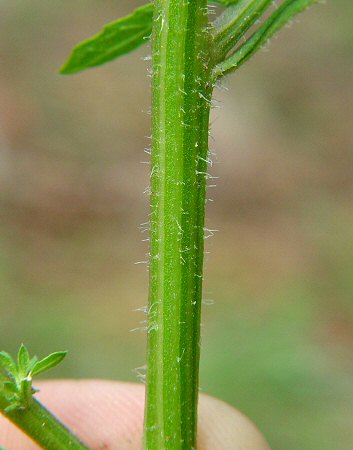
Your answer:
(3, 399), (89, 450)
(212, 0), (273, 61)
(213, 0), (319, 78)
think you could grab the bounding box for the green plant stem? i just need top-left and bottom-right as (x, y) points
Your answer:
(144, 1), (213, 448)
(1, 398), (89, 450)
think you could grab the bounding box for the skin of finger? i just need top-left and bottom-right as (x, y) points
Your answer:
(0, 380), (271, 450)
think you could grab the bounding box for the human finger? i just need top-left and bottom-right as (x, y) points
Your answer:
(0, 380), (270, 450)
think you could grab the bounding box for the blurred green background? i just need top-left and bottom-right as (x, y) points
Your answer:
(1, 1), (353, 448)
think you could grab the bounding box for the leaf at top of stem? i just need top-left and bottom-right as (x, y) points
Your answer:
(30, 351), (67, 378)
(213, 0), (319, 78)
(17, 344), (30, 376)
(60, 3), (154, 75)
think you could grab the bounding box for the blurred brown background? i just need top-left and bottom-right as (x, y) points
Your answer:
(1, 1), (352, 448)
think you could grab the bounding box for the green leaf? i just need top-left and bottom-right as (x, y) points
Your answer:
(213, 0), (273, 59)
(213, 0), (319, 78)
(0, 351), (17, 376)
(61, 4), (154, 75)
(31, 351), (67, 377)
(17, 344), (30, 376)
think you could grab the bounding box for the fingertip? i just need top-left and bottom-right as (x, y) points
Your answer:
(36, 380), (145, 449)
(198, 395), (271, 450)
(0, 381), (270, 450)
(0, 380), (145, 450)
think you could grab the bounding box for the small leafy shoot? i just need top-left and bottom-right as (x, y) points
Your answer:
(60, 4), (154, 74)
(0, 345), (67, 413)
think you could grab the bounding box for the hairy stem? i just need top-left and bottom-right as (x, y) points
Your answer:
(1, 398), (89, 450)
(144, 1), (214, 448)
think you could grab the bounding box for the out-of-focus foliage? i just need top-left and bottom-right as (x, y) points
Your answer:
(0, 1), (352, 449)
